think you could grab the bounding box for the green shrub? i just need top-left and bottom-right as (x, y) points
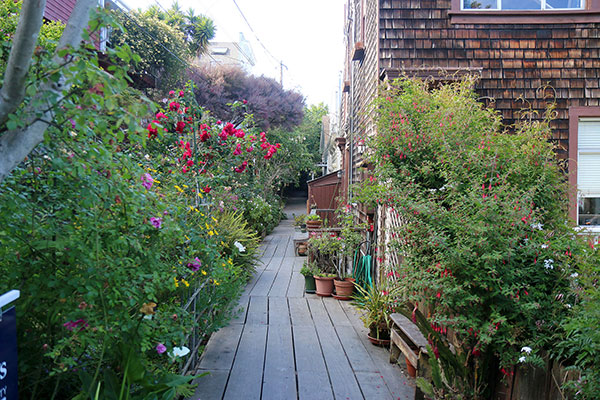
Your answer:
(360, 76), (598, 398)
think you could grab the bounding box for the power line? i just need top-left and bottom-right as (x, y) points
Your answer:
(231, 0), (279, 64)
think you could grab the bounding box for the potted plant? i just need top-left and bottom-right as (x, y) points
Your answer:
(305, 214), (322, 230)
(300, 261), (317, 293)
(293, 214), (307, 232)
(353, 282), (400, 346)
(314, 272), (336, 296)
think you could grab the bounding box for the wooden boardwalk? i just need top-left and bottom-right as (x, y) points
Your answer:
(189, 203), (415, 400)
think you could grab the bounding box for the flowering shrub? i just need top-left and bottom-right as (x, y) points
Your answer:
(361, 77), (598, 398)
(0, 75), (270, 399)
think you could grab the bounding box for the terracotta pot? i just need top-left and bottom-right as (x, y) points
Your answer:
(332, 279), (354, 300)
(306, 220), (322, 230)
(314, 275), (334, 296)
(405, 356), (417, 378)
(304, 275), (316, 293)
(367, 333), (391, 347)
(297, 244), (308, 256)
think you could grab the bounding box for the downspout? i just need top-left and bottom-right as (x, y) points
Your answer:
(349, 60), (354, 202)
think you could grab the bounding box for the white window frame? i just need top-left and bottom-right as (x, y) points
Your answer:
(574, 117), (600, 233)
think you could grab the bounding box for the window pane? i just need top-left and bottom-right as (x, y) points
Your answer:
(463, 0), (498, 9)
(545, 0), (583, 8)
(579, 197), (600, 226)
(502, 0), (543, 9)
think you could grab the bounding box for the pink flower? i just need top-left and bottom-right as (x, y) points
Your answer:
(156, 343), (167, 354)
(243, 99), (247, 104)
(155, 112), (168, 120)
(168, 90), (175, 98)
(169, 102), (180, 111)
(246, 146), (254, 153)
(179, 90), (184, 97)
(141, 173), (154, 190)
(233, 143), (242, 156)
(175, 121), (186, 133)
(150, 217), (162, 229)
(187, 257), (202, 272)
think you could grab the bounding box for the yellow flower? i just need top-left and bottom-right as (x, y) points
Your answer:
(198, 192), (204, 199)
(212, 217), (218, 223)
(173, 277), (179, 288)
(154, 179), (161, 184)
(205, 223), (210, 230)
(208, 230), (215, 236)
(201, 270), (207, 276)
(228, 258), (233, 265)
(185, 235), (191, 241)
(182, 279), (190, 287)
(213, 279), (220, 286)
(175, 185), (184, 193)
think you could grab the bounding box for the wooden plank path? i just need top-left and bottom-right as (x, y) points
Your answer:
(189, 201), (415, 400)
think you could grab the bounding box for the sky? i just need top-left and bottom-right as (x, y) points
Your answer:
(123, 0), (347, 113)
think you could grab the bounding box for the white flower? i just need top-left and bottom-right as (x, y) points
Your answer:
(171, 346), (190, 358)
(519, 356), (526, 363)
(144, 154), (150, 160)
(566, 304), (572, 309)
(521, 346), (532, 354)
(541, 244), (548, 249)
(234, 241), (246, 252)
(531, 223), (544, 230)
(570, 272), (579, 279)
(544, 259), (554, 270)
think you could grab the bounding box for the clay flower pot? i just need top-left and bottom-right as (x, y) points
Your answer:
(314, 275), (334, 296)
(332, 278), (354, 300)
(405, 356), (417, 378)
(306, 220), (322, 230)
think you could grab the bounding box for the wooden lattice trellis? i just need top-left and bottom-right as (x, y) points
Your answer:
(376, 204), (405, 285)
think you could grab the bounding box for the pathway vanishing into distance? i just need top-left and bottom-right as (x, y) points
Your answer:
(189, 198), (415, 400)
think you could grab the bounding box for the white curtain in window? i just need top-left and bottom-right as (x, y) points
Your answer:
(578, 119), (600, 197)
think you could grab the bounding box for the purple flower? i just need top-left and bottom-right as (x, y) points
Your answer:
(141, 173), (154, 190)
(150, 217), (162, 229)
(156, 343), (167, 354)
(63, 319), (88, 331)
(187, 257), (202, 272)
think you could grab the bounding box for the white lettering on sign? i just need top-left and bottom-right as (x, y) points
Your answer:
(0, 384), (6, 397)
(0, 362), (6, 380)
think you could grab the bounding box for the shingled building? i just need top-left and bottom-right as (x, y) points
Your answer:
(339, 0), (600, 228)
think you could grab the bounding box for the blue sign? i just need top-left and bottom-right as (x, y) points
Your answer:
(0, 306), (18, 400)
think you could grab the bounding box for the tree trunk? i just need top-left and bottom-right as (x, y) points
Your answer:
(0, 0), (96, 183)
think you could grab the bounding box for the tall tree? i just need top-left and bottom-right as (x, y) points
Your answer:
(188, 64), (305, 131)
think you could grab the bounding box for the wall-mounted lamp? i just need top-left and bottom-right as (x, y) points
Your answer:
(337, 169), (344, 179)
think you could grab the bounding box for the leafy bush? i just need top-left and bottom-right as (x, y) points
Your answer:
(360, 76), (598, 398)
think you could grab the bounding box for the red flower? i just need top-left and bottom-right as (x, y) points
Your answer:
(179, 90), (184, 97)
(200, 130), (210, 142)
(155, 112), (168, 120)
(168, 90), (175, 97)
(169, 102), (180, 111)
(175, 121), (186, 133)
(147, 120), (159, 138)
(203, 185), (211, 194)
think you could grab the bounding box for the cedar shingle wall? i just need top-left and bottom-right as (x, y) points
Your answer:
(379, 0), (600, 159)
(44, 0), (78, 24)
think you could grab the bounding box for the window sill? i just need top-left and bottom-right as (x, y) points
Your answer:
(449, 10), (600, 24)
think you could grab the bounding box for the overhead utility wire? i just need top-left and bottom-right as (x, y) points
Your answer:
(231, 0), (279, 63)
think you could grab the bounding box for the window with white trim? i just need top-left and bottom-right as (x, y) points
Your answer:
(463, 0), (584, 10)
(577, 118), (600, 227)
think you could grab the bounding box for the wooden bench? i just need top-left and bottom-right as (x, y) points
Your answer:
(389, 313), (430, 393)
